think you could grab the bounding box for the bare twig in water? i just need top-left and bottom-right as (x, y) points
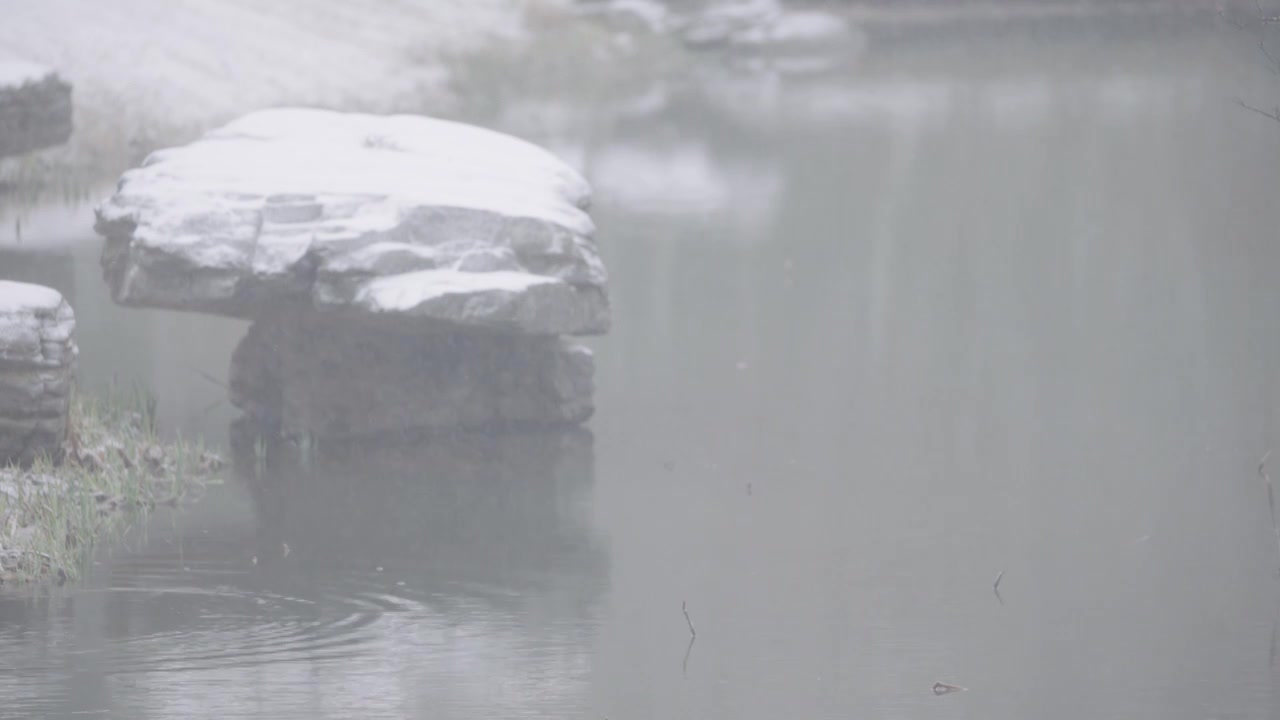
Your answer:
(683, 634), (695, 675)
(1260, 36), (1280, 74)
(682, 600), (697, 638)
(993, 570), (1004, 605)
(1259, 451), (1280, 572)
(1271, 619), (1276, 669)
(932, 682), (967, 696)
(1237, 98), (1280, 124)
(188, 366), (228, 390)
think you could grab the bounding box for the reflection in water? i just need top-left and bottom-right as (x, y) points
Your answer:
(0, 427), (606, 719)
(589, 141), (781, 241)
(0, 244), (77, 305)
(230, 420), (605, 597)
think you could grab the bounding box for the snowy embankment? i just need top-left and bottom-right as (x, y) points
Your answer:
(0, 0), (559, 179)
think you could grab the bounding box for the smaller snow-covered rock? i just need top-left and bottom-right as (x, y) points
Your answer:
(680, 0), (782, 48)
(575, 0), (673, 34)
(0, 282), (76, 466)
(729, 11), (851, 49)
(675, 1), (861, 75)
(0, 62), (72, 157)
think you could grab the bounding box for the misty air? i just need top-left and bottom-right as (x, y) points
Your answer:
(0, 1), (1277, 718)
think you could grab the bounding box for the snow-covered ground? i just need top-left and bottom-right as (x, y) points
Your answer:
(0, 0), (558, 143)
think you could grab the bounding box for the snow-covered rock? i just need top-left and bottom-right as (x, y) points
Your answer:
(0, 282), (76, 465)
(0, 61), (72, 157)
(613, 0), (863, 75)
(96, 108), (610, 336)
(679, 0), (783, 48)
(229, 310), (594, 438)
(729, 10), (851, 49)
(575, 0), (673, 34)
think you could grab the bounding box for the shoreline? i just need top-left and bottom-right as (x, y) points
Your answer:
(0, 390), (222, 584)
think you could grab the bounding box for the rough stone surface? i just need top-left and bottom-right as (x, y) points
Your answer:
(228, 311), (594, 438)
(0, 62), (73, 158)
(0, 282), (76, 465)
(96, 108), (609, 336)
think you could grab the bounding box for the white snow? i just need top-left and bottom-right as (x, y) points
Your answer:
(733, 11), (850, 46)
(0, 281), (64, 314)
(111, 108), (593, 237)
(357, 269), (558, 312)
(0, 61), (54, 90)
(97, 109), (610, 335)
(0, 0), (550, 128)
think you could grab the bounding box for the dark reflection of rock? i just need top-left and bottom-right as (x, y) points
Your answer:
(228, 310), (594, 438)
(0, 64), (72, 158)
(230, 418), (606, 599)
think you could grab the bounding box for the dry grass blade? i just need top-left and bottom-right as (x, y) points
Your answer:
(1236, 98), (1280, 124)
(188, 366), (228, 390)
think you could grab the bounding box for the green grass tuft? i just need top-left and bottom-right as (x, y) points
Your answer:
(0, 390), (222, 584)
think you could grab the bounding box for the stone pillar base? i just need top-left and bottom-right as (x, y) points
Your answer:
(229, 311), (594, 439)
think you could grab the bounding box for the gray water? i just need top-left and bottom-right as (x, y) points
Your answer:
(3, 9), (1280, 719)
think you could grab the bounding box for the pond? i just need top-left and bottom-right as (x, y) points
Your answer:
(1, 5), (1279, 718)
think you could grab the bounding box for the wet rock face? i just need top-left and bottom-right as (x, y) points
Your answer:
(0, 282), (76, 465)
(229, 311), (594, 439)
(0, 63), (73, 158)
(95, 108), (609, 336)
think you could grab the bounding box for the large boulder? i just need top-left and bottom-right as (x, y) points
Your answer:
(0, 62), (73, 158)
(0, 282), (76, 465)
(228, 311), (594, 438)
(97, 109), (609, 437)
(95, 108), (609, 336)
